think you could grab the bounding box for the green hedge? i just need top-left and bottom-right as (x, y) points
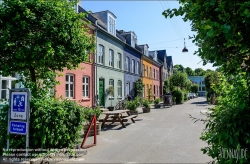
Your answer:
(172, 88), (184, 104)
(0, 96), (86, 156)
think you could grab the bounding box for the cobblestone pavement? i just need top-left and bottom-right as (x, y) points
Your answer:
(61, 97), (212, 164)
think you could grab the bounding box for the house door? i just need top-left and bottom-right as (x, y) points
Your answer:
(126, 82), (130, 96)
(99, 79), (105, 106)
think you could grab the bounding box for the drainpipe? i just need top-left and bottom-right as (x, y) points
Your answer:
(94, 20), (99, 107)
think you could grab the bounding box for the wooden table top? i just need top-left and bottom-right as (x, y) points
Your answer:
(102, 110), (129, 115)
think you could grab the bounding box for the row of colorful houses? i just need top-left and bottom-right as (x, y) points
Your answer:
(0, 5), (174, 108)
(54, 6), (174, 107)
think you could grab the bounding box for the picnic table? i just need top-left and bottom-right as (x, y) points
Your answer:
(100, 110), (137, 128)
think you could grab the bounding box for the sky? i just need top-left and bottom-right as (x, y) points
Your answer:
(80, 1), (216, 71)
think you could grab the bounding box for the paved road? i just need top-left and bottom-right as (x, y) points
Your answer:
(65, 97), (212, 163)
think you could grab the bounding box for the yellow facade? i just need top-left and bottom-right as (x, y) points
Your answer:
(142, 56), (153, 100)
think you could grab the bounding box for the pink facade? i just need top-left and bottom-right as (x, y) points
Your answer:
(152, 64), (161, 98)
(55, 27), (95, 107)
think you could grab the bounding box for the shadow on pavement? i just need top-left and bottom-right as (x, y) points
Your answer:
(191, 101), (208, 105)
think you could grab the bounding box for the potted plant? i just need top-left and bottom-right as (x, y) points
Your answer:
(83, 106), (102, 135)
(154, 98), (161, 108)
(106, 86), (114, 111)
(125, 100), (138, 115)
(142, 99), (150, 113)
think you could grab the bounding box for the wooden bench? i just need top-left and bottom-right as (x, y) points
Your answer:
(122, 115), (137, 123)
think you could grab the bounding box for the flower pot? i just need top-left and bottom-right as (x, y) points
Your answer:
(129, 110), (138, 115)
(154, 104), (161, 109)
(142, 107), (150, 113)
(84, 122), (101, 136)
(107, 106), (115, 111)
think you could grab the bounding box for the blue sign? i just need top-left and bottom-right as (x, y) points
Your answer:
(9, 121), (27, 135)
(11, 92), (27, 120)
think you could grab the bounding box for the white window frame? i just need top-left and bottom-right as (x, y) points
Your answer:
(136, 61), (139, 74)
(126, 82), (130, 96)
(125, 57), (129, 72)
(108, 15), (116, 35)
(142, 64), (145, 76)
(82, 76), (89, 98)
(98, 44), (104, 64)
(117, 80), (122, 98)
(66, 74), (74, 98)
(117, 53), (122, 69)
(131, 59), (135, 73)
(0, 74), (18, 100)
(109, 49), (114, 67)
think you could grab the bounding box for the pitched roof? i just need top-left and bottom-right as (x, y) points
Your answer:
(156, 50), (167, 62)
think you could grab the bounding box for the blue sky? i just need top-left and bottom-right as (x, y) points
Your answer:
(80, 1), (216, 71)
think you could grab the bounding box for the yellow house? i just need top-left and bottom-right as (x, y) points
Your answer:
(139, 44), (153, 100)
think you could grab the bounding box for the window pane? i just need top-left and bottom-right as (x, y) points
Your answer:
(83, 77), (85, 83)
(70, 84), (73, 90)
(1, 90), (6, 99)
(66, 91), (69, 97)
(66, 84), (68, 90)
(70, 76), (73, 82)
(2, 80), (7, 89)
(66, 75), (68, 82)
(70, 91), (73, 97)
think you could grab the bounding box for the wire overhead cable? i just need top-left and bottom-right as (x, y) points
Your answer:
(159, 1), (184, 44)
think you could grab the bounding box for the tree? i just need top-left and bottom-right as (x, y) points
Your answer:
(0, 0), (95, 96)
(163, 1), (250, 75)
(194, 68), (205, 76)
(169, 71), (190, 90)
(190, 84), (198, 93)
(204, 71), (221, 96)
(185, 67), (195, 76)
(134, 78), (144, 98)
(163, 1), (250, 163)
(163, 79), (170, 94)
(174, 64), (184, 73)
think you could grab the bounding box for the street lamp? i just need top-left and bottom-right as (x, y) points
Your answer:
(182, 38), (188, 53)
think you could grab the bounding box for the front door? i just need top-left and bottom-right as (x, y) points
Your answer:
(99, 79), (105, 106)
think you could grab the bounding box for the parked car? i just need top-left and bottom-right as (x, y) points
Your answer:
(188, 93), (193, 99)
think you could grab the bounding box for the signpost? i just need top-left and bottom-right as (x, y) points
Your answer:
(7, 88), (30, 155)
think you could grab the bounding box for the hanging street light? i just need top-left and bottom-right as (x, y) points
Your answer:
(182, 38), (188, 52)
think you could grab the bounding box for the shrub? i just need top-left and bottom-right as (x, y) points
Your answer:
(134, 96), (141, 107)
(125, 100), (137, 111)
(0, 96), (86, 154)
(83, 106), (102, 124)
(142, 99), (150, 108)
(172, 88), (184, 104)
(154, 98), (161, 105)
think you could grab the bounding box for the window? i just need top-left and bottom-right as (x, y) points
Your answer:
(0, 78), (17, 100)
(108, 16), (116, 35)
(146, 84), (149, 97)
(142, 64), (145, 76)
(136, 61), (139, 74)
(82, 76), (89, 97)
(156, 70), (158, 80)
(153, 69), (155, 79)
(150, 67), (152, 78)
(66, 74), (74, 98)
(98, 44), (104, 64)
(117, 80), (122, 97)
(125, 57), (129, 72)
(109, 49), (114, 67)
(126, 82), (130, 96)
(117, 53), (122, 69)
(109, 79), (114, 97)
(146, 66), (148, 77)
(131, 59), (135, 73)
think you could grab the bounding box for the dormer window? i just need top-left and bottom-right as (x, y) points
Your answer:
(131, 33), (137, 48)
(144, 46), (148, 56)
(108, 15), (116, 35)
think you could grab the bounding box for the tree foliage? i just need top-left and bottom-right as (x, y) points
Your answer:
(0, 0), (95, 96)
(163, 1), (250, 163)
(190, 84), (199, 93)
(163, 1), (250, 75)
(134, 78), (144, 98)
(185, 67), (195, 76)
(169, 71), (190, 91)
(204, 71), (221, 96)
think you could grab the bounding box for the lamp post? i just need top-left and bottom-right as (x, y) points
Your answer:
(182, 38), (188, 52)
